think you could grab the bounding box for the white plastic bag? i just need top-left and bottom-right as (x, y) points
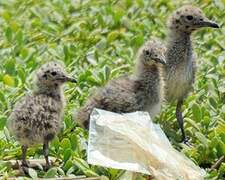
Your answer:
(88, 109), (205, 180)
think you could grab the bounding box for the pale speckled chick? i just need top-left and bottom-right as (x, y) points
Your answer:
(165, 5), (219, 143)
(75, 39), (166, 129)
(7, 61), (76, 169)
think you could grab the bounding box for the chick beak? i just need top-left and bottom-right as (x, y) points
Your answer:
(66, 77), (77, 83)
(58, 76), (77, 83)
(199, 19), (219, 28)
(153, 56), (166, 65)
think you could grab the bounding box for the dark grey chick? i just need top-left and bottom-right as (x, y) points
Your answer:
(165, 5), (219, 143)
(75, 39), (166, 129)
(7, 61), (76, 169)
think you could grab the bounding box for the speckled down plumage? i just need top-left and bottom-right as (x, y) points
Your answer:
(165, 34), (196, 102)
(164, 5), (219, 142)
(8, 94), (63, 146)
(165, 5), (218, 102)
(75, 40), (166, 129)
(7, 61), (73, 146)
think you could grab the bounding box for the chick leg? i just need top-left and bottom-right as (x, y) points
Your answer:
(43, 139), (50, 170)
(21, 145), (28, 167)
(146, 175), (154, 180)
(176, 99), (188, 144)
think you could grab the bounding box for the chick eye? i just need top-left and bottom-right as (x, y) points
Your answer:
(144, 50), (151, 56)
(51, 71), (57, 76)
(186, 15), (193, 20)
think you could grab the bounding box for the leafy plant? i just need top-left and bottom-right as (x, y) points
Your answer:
(0, 0), (224, 179)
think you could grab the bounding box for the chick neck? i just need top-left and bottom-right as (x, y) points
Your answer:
(135, 60), (161, 88)
(34, 82), (64, 100)
(166, 28), (192, 65)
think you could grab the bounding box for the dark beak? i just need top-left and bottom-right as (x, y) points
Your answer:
(66, 77), (77, 83)
(58, 76), (77, 83)
(154, 57), (166, 65)
(199, 20), (219, 28)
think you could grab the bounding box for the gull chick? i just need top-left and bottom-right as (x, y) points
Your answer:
(165, 5), (219, 143)
(7, 61), (76, 169)
(76, 40), (166, 129)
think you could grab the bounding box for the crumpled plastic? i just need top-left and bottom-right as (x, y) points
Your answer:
(87, 108), (206, 180)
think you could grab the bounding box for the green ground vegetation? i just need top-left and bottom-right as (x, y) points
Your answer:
(0, 0), (224, 179)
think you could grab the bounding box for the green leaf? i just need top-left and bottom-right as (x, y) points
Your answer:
(192, 103), (202, 122)
(136, 0), (144, 7)
(86, 76), (101, 86)
(4, 59), (16, 75)
(63, 148), (72, 162)
(4, 127), (11, 141)
(5, 27), (13, 42)
(3, 74), (15, 87)
(113, 9), (124, 25)
(64, 159), (73, 171)
(17, 67), (26, 83)
(83, 169), (99, 177)
(28, 168), (38, 179)
(125, 0), (132, 8)
(132, 34), (144, 47)
(44, 167), (58, 178)
(185, 118), (200, 131)
(57, 167), (65, 176)
(0, 116), (7, 130)
(107, 30), (121, 43)
(0, 91), (6, 104)
(70, 134), (77, 150)
(66, 166), (75, 175)
(51, 136), (60, 151)
(217, 141), (225, 156)
(202, 116), (210, 127)
(220, 133), (225, 143)
(218, 163), (225, 178)
(104, 65), (111, 81)
(218, 86), (225, 93)
(2, 10), (11, 21)
(195, 132), (208, 148)
(64, 45), (70, 62)
(209, 97), (217, 110)
(73, 157), (99, 176)
(16, 30), (24, 46)
(61, 138), (71, 150)
(221, 105), (225, 113)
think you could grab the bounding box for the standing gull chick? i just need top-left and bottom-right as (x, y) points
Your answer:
(76, 39), (166, 129)
(165, 5), (219, 143)
(7, 61), (76, 169)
